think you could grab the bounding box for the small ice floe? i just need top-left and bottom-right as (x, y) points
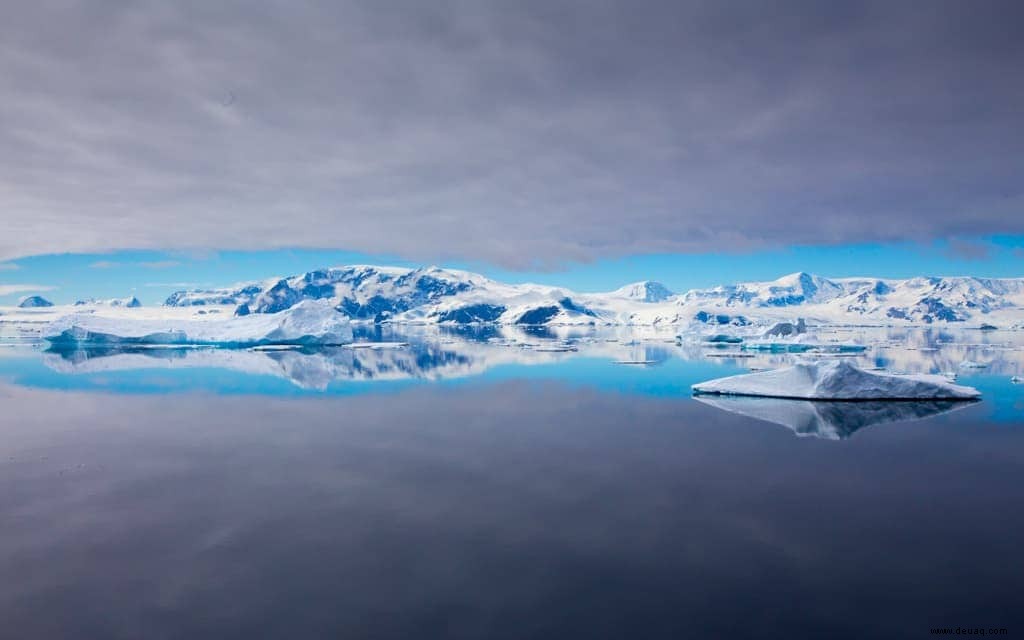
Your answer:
(703, 334), (743, 344)
(347, 342), (410, 350)
(1011, 376), (1023, 384)
(742, 342), (817, 353)
(692, 360), (980, 400)
(741, 341), (866, 353)
(42, 300), (353, 348)
(959, 360), (988, 369)
(613, 360), (657, 365)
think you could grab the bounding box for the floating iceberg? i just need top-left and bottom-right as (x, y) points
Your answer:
(703, 333), (743, 344)
(741, 342), (817, 353)
(741, 341), (866, 353)
(692, 360), (980, 400)
(694, 395), (975, 440)
(43, 300), (353, 347)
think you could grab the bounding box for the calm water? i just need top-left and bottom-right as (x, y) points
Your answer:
(1, 327), (1023, 638)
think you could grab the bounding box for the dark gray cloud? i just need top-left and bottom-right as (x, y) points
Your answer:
(2, 0), (1022, 266)
(943, 238), (993, 261)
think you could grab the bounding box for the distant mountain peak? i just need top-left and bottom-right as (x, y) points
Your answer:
(18, 295), (54, 308)
(612, 281), (674, 303)
(74, 296), (142, 308)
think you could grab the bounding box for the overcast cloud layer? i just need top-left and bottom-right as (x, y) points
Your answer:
(2, 0), (1022, 267)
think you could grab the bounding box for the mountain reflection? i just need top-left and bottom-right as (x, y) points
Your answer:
(694, 395), (977, 440)
(30, 324), (1024, 401)
(40, 328), (681, 391)
(42, 339), (594, 391)
(43, 345), (485, 391)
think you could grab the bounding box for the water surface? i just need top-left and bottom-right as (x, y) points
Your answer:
(1, 327), (1022, 638)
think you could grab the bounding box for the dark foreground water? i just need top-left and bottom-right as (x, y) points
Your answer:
(1, 333), (1023, 638)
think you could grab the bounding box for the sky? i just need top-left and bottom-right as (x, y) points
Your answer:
(1, 1), (1023, 303)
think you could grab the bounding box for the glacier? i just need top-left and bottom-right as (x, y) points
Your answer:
(692, 360), (981, 400)
(43, 300), (352, 347)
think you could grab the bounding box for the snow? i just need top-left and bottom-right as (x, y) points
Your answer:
(7, 265), (1024, 338)
(674, 273), (1024, 326)
(43, 300), (352, 347)
(609, 281), (674, 303)
(692, 360), (981, 400)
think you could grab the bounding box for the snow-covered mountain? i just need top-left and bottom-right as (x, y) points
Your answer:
(165, 265), (605, 326)
(162, 267), (1024, 327)
(610, 281), (675, 303)
(18, 295), (54, 308)
(674, 272), (1024, 325)
(74, 296), (142, 308)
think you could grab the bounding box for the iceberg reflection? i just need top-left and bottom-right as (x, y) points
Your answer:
(694, 395), (977, 440)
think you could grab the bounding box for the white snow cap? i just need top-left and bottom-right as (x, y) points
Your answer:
(611, 281), (674, 303)
(692, 360), (980, 400)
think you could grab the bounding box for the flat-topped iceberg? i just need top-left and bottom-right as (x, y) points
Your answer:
(43, 300), (353, 347)
(692, 360), (980, 400)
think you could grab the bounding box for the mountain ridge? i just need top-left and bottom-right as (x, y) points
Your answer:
(162, 266), (1024, 327)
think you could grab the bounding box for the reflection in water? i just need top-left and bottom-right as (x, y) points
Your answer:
(43, 343), (545, 390)
(0, 381), (1022, 638)
(694, 395), (977, 439)
(40, 336), (681, 391)
(29, 324), (1024, 383)
(9, 325), (1022, 428)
